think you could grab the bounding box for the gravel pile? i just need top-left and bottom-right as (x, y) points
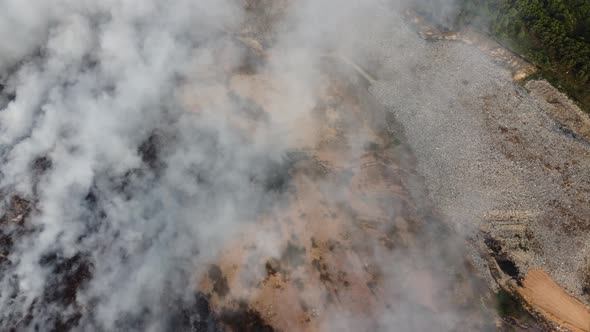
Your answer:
(357, 12), (590, 302)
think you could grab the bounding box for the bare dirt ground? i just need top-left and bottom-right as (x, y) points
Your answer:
(191, 61), (494, 331)
(518, 269), (590, 332)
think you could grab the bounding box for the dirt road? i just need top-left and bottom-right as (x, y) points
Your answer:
(518, 269), (590, 332)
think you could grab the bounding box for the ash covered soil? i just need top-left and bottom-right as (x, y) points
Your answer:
(1, 1), (590, 331)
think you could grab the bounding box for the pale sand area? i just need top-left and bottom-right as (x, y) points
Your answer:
(518, 269), (590, 332)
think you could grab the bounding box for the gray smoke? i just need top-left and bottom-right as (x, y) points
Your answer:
(0, 0), (492, 331)
(0, 1), (275, 330)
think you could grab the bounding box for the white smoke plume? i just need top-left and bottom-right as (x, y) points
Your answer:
(0, 1), (274, 330)
(0, 0), (494, 331)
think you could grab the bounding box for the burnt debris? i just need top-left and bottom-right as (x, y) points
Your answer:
(219, 300), (275, 332)
(0, 196), (32, 265)
(39, 252), (94, 306)
(265, 258), (282, 277)
(208, 265), (229, 298)
(165, 292), (223, 332)
(138, 131), (168, 171)
(0, 83), (16, 109)
(168, 293), (275, 332)
(260, 151), (309, 194)
(484, 235), (523, 282)
(0, 196), (31, 226)
(2, 252), (95, 331)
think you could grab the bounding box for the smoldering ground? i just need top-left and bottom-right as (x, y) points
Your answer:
(0, 0), (497, 331)
(0, 1), (278, 330)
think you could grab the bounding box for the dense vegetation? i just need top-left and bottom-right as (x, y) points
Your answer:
(454, 0), (590, 112)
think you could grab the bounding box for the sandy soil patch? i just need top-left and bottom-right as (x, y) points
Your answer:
(517, 269), (590, 332)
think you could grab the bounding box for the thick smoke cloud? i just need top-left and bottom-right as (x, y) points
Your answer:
(0, 0), (489, 331)
(0, 1), (274, 329)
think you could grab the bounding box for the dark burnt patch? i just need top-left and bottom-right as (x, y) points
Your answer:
(337, 271), (349, 288)
(0, 83), (16, 108)
(39, 252), (94, 306)
(484, 236), (502, 255)
(138, 132), (165, 171)
(363, 141), (381, 153)
(32, 156), (52, 175)
(484, 234), (523, 282)
(0, 196), (32, 266)
(0, 231), (14, 266)
(6, 253), (96, 331)
(110, 168), (147, 201)
(265, 258), (282, 277)
(554, 122), (589, 146)
(50, 311), (83, 332)
(9, 298), (83, 332)
(1, 196), (31, 226)
(166, 292), (223, 332)
(581, 260), (590, 297)
(310, 237), (318, 248)
(262, 159), (294, 194)
(259, 151), (309, 194)
(280, 241), (306, 268)
(312, 257), (332, 284)
(84, 189), (98, 207)
(495, 289), (528, 319)
(76, 188), (107, 243)
(219, 300), (274, 332)
(325, 239), (339, 252)
(497, 259), (520, 279)
(208, 265), (229, 298)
